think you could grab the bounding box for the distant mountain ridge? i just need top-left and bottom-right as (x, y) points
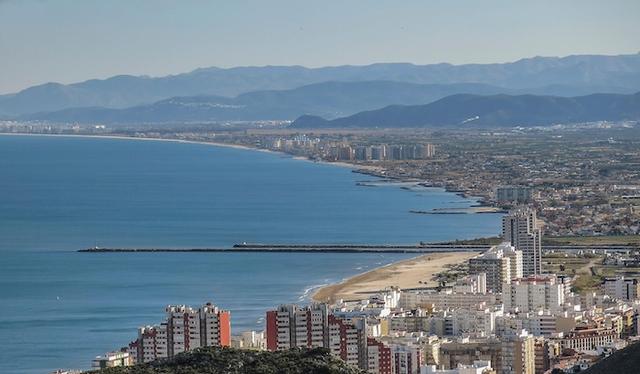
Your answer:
(20, 81), (640, 124)
(291, 92), (640, 128)
(2, 53), (640, 117)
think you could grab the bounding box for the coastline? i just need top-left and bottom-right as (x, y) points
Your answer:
(312, 251), (478, 304)
(2, 132), (486, 306)
(0, 132), (387, 174)
(0, 132), (498, 373)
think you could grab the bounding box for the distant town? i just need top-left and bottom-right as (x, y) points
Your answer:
(4, 120), (639, 239)
(4, 119), (640, 374)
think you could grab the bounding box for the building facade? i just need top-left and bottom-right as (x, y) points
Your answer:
(502, 275), (565, 313)
(500, 332), (535, 374)
(127, 302), (230, 364)
(496, 186), (532, 204)
(266, 304), (329, 351)
(468, 243), (523, 293)
(603, 277), (640, 301)
(502, 208), (542, 276)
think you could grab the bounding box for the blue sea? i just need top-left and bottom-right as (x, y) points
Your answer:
(0, 135), (502, 373)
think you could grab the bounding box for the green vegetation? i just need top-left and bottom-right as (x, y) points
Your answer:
(544, 235), (640, 246)
(90, 347), (365, 374)
(545, 251), (640, 294)
(571, 274), (605, 293)
(433, 262), (469, 286)
(543, 254), (603, 294)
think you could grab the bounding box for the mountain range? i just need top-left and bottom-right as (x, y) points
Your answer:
(23, 81), (628, 124)
(291, 92), (640, 128)
(2, 53), (640, 118)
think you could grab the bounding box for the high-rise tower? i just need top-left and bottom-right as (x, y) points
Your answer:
(502, 207), (542, 276)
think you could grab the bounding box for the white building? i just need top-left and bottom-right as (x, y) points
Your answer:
(468, 243), (523, 293)
(129, 324), (169, 363)
(502, 275), (565, 313)
(453, 274), (487, 294)
(231, 330), (265, 350)
(128, 303), (230, 364)
(496, 311), (558, 337)
(603, 276), (640, 301)
(91, 351), (132, 369)
(391, 343), (423, 374)
(400, 290), (497, 311)
(557, 327), (617, 352)
(502, 208), (542, 276)
(449, 306), (502, 337)
(422, 360), (494, 374)
(166, 305), (200, 355)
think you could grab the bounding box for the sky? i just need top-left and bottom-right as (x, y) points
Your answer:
(0, 0), (639, 94)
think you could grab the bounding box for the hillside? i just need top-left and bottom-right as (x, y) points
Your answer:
(582, 341), (640, 374)
(291, 92), (640, 128)
(23, 80), (640, 124)
(89, 347), (365, 374)
(2, 53), (640, 116)
(21, 81), (512, 123)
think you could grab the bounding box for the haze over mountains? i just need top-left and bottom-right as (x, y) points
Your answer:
(292, 92), (640, 128)
(2, 53), (640, 126)
(24, 81), (622, 124)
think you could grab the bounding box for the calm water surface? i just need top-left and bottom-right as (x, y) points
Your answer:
(0, 135), (502, 373)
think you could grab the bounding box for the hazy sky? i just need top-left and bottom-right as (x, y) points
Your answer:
(1, 0), (639, 94)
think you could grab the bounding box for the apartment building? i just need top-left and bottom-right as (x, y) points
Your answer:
(400, 290), (497, 311)
(328, 315), (368, 369)
(557, 327), (617, 352)
(503, 275), (565, 313)
(422, 360), (494, 374)
(500, 332), (535, 374)
(266, 303), (329, 351)
(502, 208), (542, 276)
(367, 338), (393, 374)
(602, 276), (640, 301)
(468, 243), (523, 293)
(127, 303), (230, 364)
(439, 338), (503, 373)
(496, 186), (532, 204)
(391, 343), (423, 374)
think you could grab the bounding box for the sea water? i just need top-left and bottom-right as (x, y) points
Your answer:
(0, 135), (502, 373)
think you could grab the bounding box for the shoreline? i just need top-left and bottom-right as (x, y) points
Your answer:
(312, 251), (478, 304)
(0, 132), (385, 173)
(1, 132), (487, 307)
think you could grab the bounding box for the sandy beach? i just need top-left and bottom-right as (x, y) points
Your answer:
(0, 132), (278, 153)
(0, 132), (386, 173)
(312, 251), (478, 303)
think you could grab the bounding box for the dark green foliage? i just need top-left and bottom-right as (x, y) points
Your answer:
(90, 347), (366, 374)
(582, 342), (640, 374)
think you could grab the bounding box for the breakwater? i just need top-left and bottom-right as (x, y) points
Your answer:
(79, 243), (491, 253)
(79, 242), (639, 254)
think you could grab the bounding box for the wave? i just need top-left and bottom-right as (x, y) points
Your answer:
(298, 283), (329, 302)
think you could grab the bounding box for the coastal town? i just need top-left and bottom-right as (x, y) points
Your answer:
(5, 121), (640, 373)
(79, 206), (640, 374)
(4, 120), (638, 239)
(6, 1), (640, 374)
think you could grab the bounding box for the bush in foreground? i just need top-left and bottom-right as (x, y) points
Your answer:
(91, 347), (366, 374)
